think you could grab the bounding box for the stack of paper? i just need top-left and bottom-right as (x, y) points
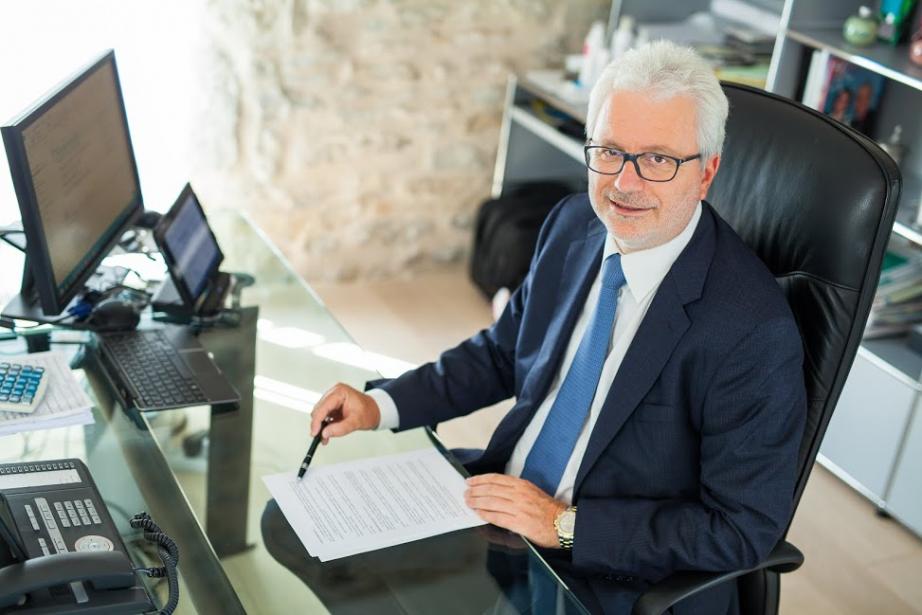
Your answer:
(0, 351), (95, 437)
(263, 448), (485, 561)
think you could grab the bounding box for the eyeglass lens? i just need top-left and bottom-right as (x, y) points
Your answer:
(586, 149), (679, 181)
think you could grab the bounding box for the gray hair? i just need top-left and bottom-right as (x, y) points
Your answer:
(585, 40), (729, 161)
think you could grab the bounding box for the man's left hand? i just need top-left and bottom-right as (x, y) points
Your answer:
(464, 474), (566, 549)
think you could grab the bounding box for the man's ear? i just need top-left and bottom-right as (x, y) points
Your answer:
(699, 155), (720, 200)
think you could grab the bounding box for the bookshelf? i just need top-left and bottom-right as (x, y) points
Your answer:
(765, 0), (922, 537)
(491, 73), (589, 200)
(784, 27), (922, 92)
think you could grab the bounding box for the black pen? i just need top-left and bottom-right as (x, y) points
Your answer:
(298, 417), (332, 479)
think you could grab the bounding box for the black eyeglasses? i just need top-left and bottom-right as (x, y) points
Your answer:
(584, 145), (701, 182)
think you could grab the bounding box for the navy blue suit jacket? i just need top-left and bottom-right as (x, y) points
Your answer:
(372, 194), (806, 613)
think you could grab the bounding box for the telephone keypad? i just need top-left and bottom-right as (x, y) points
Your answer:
(74, 500), (92, 526)
(29, 495), (105, 557)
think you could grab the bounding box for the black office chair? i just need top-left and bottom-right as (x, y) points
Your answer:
(632, 84), (902, 615)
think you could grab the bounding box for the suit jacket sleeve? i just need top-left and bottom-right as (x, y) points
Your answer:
(572, 316), (807, 582)
(366, 196), (571, 431)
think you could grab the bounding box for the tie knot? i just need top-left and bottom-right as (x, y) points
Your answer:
(601, 254), (626, 290)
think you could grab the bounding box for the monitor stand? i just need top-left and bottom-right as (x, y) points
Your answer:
(1, 292), (61, 325)
(1, 254), (65, 325)
(1, 257), (130, 326)
(151, 277), (184, 310)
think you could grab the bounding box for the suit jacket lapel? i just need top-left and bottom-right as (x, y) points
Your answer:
(522, 220), (606, 413)
(573, 204), (718, 495)
(573, 277), (690, 491)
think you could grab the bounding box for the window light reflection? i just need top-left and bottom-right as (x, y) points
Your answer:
(253, 375), (322, 413)
(312, 343), (415, 378)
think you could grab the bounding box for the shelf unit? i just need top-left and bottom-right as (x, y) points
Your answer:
(491, 73), (589, 200)
(492, 1), (922, 538)
(783, 27), (922, 91)
(766, 0), (922, 539)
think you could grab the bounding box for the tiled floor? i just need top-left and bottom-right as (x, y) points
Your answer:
(312, 266), (922, 615)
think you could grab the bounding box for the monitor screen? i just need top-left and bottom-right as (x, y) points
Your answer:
(163, 190), (221, 301)
(1, 51), (142, 315)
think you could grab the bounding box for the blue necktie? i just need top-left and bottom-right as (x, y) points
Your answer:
(520, 254), (626, 496)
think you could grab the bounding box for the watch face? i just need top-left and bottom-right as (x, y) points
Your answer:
(559, 510), (576, 535)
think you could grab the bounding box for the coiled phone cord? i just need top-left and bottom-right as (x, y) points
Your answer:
(130, 512), (179, 615)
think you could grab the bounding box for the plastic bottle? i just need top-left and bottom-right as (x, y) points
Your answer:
(610, 16), (635, 59)
(879, 125), (906, 165)
(577, 21), (607, 89)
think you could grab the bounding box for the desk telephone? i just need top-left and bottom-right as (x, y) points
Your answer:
(0, 459), (179, 614)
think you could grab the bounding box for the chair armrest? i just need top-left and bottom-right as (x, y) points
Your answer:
(631, 540), (804, 615)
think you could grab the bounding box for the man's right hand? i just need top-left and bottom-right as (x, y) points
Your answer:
(310, 383), (381, 444)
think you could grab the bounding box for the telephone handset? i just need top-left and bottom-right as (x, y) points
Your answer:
(0, 459), (178, 614)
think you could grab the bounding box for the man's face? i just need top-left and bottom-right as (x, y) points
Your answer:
(588, 90), (720, 252)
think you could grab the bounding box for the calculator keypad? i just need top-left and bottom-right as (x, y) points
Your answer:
(0, 362), (47, 413)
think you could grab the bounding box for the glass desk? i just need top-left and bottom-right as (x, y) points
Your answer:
(0, 212), (589, 615)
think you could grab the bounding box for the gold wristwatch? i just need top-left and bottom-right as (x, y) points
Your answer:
(554, 505), (577, 549)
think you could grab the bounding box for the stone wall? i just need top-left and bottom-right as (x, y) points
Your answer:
(190, 0), (607, 282)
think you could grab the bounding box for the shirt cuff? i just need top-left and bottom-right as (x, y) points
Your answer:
(367, 388), (399, 430)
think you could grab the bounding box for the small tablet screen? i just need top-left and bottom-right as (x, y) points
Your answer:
(163, 192), (221, 301)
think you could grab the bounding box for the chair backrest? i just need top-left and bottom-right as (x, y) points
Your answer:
(708, 83), (901, 524)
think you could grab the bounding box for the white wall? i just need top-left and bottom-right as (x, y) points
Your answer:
(0, 0), (205, 228)
(0, 0), (609, 286)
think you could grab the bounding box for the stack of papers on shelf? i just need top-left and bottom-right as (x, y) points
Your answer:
(0, 351), (95, 437)
(524, 69), (590, 106)
(263, 448), (485, 561)
(866, 249), (922, 339)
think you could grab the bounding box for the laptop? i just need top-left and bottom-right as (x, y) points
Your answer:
(151, 183), (232, 318)
(92, 324), (240, 412)
(92, 184), (240, 412)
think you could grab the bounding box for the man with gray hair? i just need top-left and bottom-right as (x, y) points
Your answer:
(311, 41), (806, 614)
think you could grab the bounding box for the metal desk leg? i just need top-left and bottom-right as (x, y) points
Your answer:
(200, 306), (258, 557)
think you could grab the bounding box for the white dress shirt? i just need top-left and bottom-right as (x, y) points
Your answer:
(371, 203), (702, 505)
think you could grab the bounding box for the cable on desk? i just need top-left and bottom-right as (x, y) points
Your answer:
(130, 512), (180, 615)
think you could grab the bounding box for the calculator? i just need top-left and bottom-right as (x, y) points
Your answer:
(0, 362), (48, 414)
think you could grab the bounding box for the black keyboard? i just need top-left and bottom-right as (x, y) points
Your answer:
(99, 330), (207, 407)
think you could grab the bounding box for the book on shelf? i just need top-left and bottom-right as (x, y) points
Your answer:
(801, 51), (887, 134)
(801, 50), (830, 110)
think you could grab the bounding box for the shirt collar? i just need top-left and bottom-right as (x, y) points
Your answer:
(602, 202), (702, 301)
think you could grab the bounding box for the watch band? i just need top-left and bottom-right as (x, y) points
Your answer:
(555, 505), (577, 550)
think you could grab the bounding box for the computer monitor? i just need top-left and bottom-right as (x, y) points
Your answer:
(1, 50), (143, 316)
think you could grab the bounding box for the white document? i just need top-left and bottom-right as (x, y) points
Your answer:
(0, 351), (95, 437)
(263, 448), (486, 561)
